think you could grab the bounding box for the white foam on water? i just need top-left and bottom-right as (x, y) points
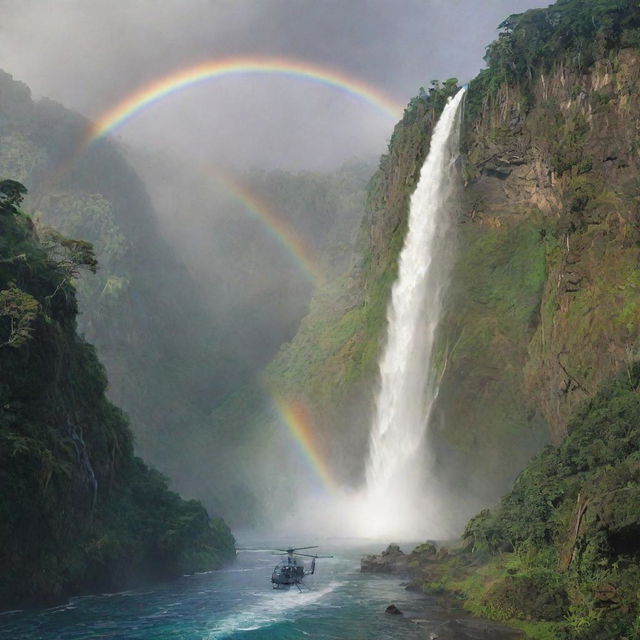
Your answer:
(206, 581), (341, 639)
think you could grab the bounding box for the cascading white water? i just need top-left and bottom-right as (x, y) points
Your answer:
(362, 88), (466, 539)
(278, 89), (466, 541)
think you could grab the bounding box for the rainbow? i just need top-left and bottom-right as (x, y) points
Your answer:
(204, 165), (324, 285)
(86, 56), (405, 143)
(272, 396), (337, 494)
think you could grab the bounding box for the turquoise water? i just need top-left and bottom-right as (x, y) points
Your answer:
(0, 542), (517, 640)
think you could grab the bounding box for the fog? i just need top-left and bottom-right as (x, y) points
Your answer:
(0, 0), (550, 538)
(2, 0), (548, 171)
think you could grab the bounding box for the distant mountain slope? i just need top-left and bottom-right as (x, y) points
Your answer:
(132, 151), (373, 378)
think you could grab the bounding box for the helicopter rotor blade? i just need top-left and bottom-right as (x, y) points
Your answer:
(295, 553), (334, 558)
(291, 545), (319, 551)
(274, 546), (319, 552)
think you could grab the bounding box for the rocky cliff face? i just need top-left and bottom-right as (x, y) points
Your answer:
(522, 51), (640, 438)
(430, 48), (640, 506)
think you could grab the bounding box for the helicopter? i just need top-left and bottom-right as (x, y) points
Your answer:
(270, 546), (333, 590)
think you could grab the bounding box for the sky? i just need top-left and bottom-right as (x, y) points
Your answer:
(0, 0), (550, 171)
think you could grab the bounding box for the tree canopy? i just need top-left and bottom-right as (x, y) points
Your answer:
(0, 179), (27, 212)
(485, 0), (640, 86)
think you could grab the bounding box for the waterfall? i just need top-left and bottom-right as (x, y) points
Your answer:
(363, 88), (466, 538)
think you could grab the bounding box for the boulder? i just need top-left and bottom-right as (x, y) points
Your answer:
(382, 543), (404, 556)
(361, 543), (408, 573)
(385, 604), (403, 615)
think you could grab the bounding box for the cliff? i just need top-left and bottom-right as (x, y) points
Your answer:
(262, 85), (462, 485)
(352, 5), (640, 628)
(0, 186), (235, 609)
(432, 2), (640, 505)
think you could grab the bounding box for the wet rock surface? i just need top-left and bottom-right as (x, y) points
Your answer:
(361, 543), (411, 573)
(385, 603), (403, 615)
(361, 542), (440, 581)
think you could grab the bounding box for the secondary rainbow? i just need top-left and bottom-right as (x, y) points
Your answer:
(86, 56), (405, 143)
(273, 396), (338, 494)
(204, 165), (324, 285)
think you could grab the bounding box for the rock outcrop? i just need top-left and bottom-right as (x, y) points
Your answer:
(362, 543), (407, 573)
(361, 543), (442, 584)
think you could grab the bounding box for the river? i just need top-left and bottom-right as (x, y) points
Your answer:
(0, 540), (521, 640)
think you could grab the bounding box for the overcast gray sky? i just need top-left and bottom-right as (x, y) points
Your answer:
(0, 0), (549, 170)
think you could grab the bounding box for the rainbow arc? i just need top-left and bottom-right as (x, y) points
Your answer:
(204, 165), (324, 286)
(86, 55), (404, 144)
(272, 396), (337, 494)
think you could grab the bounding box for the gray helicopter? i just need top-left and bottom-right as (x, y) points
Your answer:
(270, 546), (333, 589)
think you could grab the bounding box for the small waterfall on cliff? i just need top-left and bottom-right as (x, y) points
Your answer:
(362, 88), (466, 539)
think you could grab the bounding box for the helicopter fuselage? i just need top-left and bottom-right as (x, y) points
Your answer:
(271, 556), (311, 588)
(269, 546), (329, 589)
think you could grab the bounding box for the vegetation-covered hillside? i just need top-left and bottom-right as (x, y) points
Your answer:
(0, 182), (235, 610)
(0, 69), (248, 492)
(464, 365), (640, 638)
(434, 0), (640, 502)
(420, 3), (640, 637)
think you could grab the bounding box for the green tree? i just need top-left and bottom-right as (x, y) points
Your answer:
(0, 286), (40, 348)
(0, 179), (27, 212)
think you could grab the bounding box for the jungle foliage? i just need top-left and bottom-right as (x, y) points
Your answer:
(458, 366), (640, 639)
(465, 0), (640, 122)
(486, 0), (640, 82)
(0, 186), (235, 609)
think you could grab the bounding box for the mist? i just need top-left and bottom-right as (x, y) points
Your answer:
(0, 0), (551, 540)
(2, 0), (549, 172)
